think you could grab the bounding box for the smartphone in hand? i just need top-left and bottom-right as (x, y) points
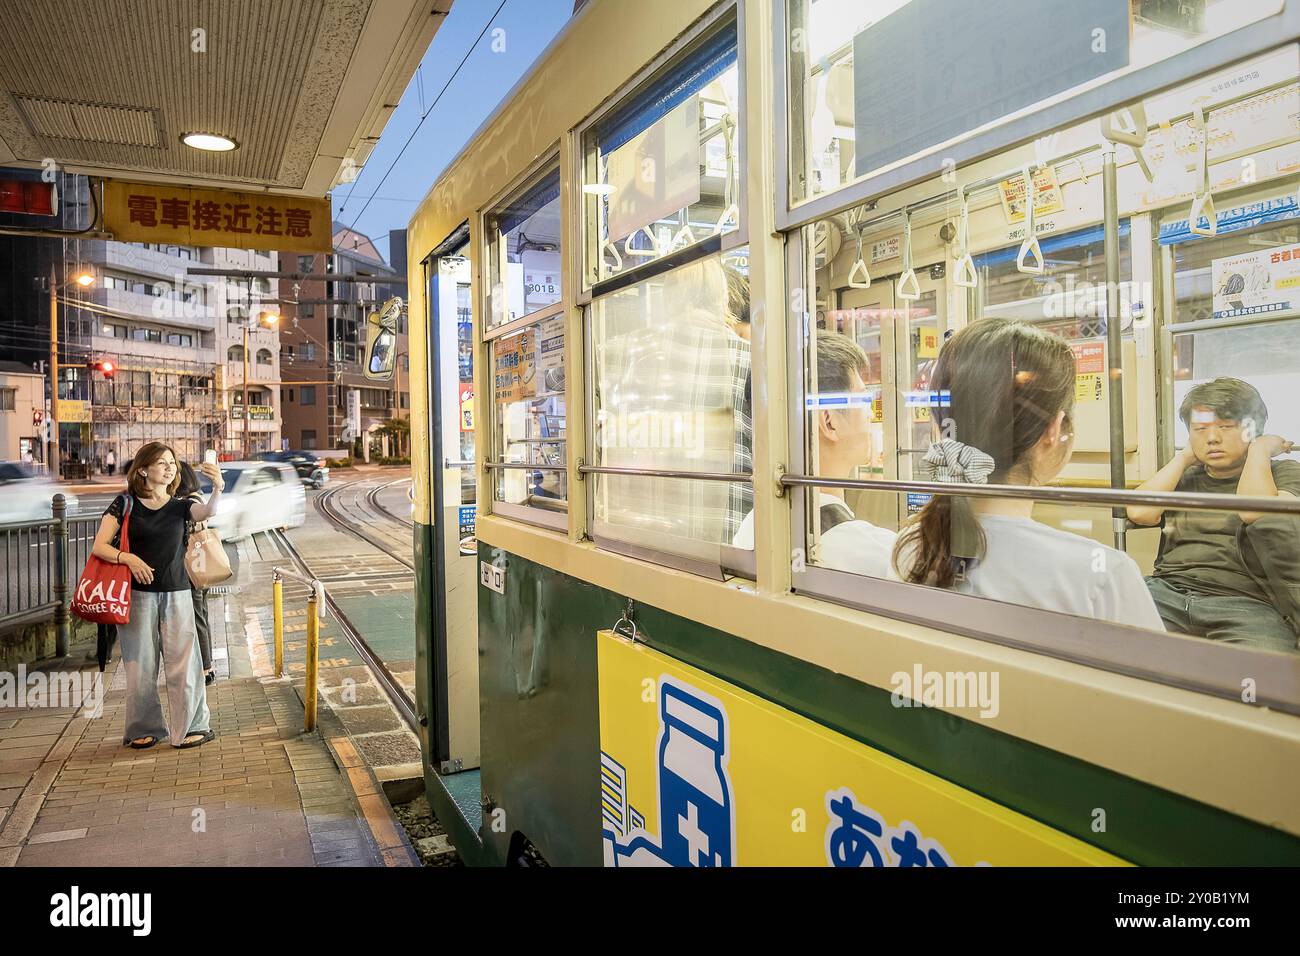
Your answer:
(204, 449), (217, 466)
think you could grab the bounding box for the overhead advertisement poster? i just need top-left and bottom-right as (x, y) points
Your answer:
(1211, 246), (1300, 319)
(852, 0), (1129, 178)
(605, 94), (702, 245)
(597, 631), (1122, 867)
(105, 180), (332, 253)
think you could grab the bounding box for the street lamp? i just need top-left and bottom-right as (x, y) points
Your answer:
(47, 264), (96, 479)
(241, 310), (279, 459)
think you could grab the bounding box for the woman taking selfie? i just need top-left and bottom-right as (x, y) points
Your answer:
(89, 441), (225, 749)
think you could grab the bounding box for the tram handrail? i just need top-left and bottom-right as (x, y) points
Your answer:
(779, 474), (1300, 516)
(576, 464), (753, 482)
(484, 461), (567, 473)
(271, 566), (326, 732)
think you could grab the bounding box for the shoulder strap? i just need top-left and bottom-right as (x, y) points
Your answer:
(116, 494), (132, 552)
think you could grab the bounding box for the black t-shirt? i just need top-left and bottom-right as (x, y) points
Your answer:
(105, 493), (195, 593)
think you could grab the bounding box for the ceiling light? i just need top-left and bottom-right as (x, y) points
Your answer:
(181, 132), (238, 152)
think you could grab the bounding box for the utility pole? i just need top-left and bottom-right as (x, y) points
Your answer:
(48, 263), (60, 479)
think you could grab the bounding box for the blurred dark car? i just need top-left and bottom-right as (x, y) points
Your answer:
(255, 450), (329, 489)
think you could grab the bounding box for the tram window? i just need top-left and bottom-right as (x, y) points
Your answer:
(791, 47), (1300, 661)
(785, 0), (1283, 206)
(591, 248), (752, 567)
(485, 166), (562, 328)
(1168, 217), (1300, 448)
(583, 18), (740, 286)
(492, 316), (567, 518)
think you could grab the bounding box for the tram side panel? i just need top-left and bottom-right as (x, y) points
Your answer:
(471, 548), (1300, 867)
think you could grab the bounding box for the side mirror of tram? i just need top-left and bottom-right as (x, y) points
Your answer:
(363, 296), (404, 381)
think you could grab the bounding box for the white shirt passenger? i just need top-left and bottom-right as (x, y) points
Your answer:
(733, 492), (897, 579)
(892, 514), (1165, 631)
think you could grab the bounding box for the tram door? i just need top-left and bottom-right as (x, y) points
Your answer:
(833, 265), (948, 529)
(423, 237), (480, 774)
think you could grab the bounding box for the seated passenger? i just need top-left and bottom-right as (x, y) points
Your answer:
(1128, 378), (1299, 652)
(892, 319), (1164, 630)
(733, 330), (895, 575)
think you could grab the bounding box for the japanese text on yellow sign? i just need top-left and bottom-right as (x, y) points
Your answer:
(105, 181), (332, 253)
(597, 631), (1123, 867)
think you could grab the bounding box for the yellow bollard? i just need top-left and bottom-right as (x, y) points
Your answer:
(304, 589), (319, 733)
(272, 576), (284, 678)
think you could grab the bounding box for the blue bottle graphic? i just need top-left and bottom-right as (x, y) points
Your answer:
(656, 680), (734, 867)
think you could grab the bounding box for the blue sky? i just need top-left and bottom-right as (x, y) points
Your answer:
(331, 0), (576, 263)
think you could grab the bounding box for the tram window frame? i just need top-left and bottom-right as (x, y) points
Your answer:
(487, 315), (568, 533)
(576, 1), (748, 299)
(773, 0), (1297, 231)
(480, 151), (569, 532)
(584, 245), (755, 580)
(484, 161), (564, 334)
(784, 224), (1300, 713)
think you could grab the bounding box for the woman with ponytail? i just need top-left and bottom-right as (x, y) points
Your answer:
(892, 319), (1163, 629)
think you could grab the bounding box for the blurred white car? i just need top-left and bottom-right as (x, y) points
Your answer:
(0, 461), (80, 524)
(200, 462), (305, 542)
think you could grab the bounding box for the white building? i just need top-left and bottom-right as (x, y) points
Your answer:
(211, 248), (282, 457)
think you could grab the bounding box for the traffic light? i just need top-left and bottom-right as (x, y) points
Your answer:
(92, 359), (116, 379)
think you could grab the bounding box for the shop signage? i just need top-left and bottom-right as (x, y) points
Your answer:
(105, 180), (332, 253)
(57, 399), (90, 423)
(230, 404), (274, 421)
(1211, 246), (1300, 319)
(598, 631), (1122, 867)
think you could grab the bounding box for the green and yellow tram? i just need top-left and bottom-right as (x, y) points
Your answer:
(401, 0), (1300, 866)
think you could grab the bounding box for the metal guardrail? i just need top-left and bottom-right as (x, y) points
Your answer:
(1, 495), (98, 653)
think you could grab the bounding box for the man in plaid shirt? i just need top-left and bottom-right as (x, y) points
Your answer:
(594, 257), (752, 549)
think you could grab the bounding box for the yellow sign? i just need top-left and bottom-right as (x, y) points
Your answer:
(104, 181), (332, 253)
(493, 328), (536, 404)
(916, 325), (940, 359)
(57, 399), (90, 423)
(998, 165), (1065, 224)
(598, 631), (1123, 867)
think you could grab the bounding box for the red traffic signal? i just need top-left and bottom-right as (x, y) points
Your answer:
(92, 359), (115, 378)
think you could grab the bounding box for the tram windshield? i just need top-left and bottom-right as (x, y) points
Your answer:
(796, 44), (1300, 655)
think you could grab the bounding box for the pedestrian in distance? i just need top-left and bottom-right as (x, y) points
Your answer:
(88, 441), (226, 749)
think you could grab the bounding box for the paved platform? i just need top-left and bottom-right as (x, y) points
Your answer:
(0, 580), (418, 867)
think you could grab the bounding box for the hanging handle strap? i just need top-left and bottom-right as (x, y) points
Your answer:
(896, 210), (921, 300)
(1016, 165), (1045, 275)
(951, 186), (978, 289)
(1188, 103), (1217, 237)
(846, 231), (871, 289)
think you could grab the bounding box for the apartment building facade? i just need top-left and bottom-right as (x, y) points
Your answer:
(278, 224), (406, 454)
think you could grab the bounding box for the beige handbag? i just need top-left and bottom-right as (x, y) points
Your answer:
(185, 522), (233, 588)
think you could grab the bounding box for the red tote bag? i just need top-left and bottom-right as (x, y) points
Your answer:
(71, 495), (133, 625)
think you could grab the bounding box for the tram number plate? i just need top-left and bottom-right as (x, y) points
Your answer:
(480, 561), (506, 594)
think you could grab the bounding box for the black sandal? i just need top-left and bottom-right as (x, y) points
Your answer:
(204, 670), (216, 686)
(127, 735), (160, 749)
(175, 729), (216, 749)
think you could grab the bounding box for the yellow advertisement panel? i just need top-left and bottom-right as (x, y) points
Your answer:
(104, 180), (332, 253)
(598, 630), (1123, 867)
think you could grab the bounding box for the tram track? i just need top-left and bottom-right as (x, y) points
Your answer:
(265, 525), (418, 733)
(314, 476), (415, 571)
